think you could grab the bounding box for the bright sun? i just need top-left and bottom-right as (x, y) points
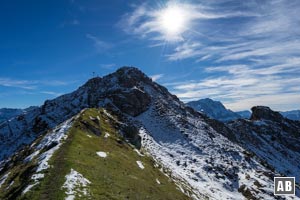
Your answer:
(158, 4), (189, 40)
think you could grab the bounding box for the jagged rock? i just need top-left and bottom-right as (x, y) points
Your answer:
(122, 125), (141, 149)
(110, 88), (151, 117)
(250, 106), (283, 122)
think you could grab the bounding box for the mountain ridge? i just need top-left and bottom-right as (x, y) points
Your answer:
(0, 66), (299, 199)
(186, 98), (242, 122)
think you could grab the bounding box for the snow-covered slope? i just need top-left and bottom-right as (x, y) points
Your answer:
(0, 67), (299, 199)
(228, 106), (300, 187)
(186, 98), (241, 122)
(131, 86), (299, 199)
(0, 108), (191, 200)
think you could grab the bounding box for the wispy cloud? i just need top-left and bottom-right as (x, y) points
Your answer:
(150, 74), (164, 81)
(40, 91), (63, 97)
(0, 78), (37, 90)
(0, 78), (75, 90)
(100, 63), (116, 69)
(171, 63), (300, 111)
(86, 34), (112, 52)
(121, 0), (300, 110)
(119, 1), (256, 42)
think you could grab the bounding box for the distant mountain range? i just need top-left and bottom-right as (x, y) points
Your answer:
(0, 67), (299, 199)
(235, 110), (252, 119)
(280, 110), (300, 120)
(0, 108), (23, 123)
(0, 106), (38, 124)
(186, 98), (241, 122)
(186, 98), (300, 121)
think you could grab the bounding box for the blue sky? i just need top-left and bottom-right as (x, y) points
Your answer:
(0, 0), (299, 111)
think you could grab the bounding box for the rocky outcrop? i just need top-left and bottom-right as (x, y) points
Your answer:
(228, 106), (300, 183)
(250, 106), (283, 122)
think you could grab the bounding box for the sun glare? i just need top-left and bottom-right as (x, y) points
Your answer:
(158, 4), (189, 40)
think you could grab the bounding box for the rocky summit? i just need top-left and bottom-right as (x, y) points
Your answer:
(250, 106), (284, 122)
(0, 67), (299, 200)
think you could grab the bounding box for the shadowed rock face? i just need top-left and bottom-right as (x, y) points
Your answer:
(0, 67), (157, 160)
(250, 106), (283, 122)
(82, 67), (152, 116)
(110, 88), (151, 117)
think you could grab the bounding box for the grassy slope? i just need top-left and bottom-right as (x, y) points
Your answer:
(2, 108), (190, 200)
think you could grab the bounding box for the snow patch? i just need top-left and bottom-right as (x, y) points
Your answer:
(102, 109), (123, 124)
(31, 173), (44, 181)
(132, 86), (145, 93)
(7, 180), (14, 189)
(22, 118), (73, 195)
(104, 132), (110, 138)
(134, 149), (144, 157)
(36, 119), (72, 172)
(253, 120), (268, 126)
(62, 168), (91, 200)
(103, 109), (115, 120)
(156, 178), (161, 184)
(136, 161), (145, 169)
(0, 172), (10, 188)
(22, 182), (39, 194)
(96, 151), (107, 158)
(89, 116), (95, 120)
(24, 150), (40, 163)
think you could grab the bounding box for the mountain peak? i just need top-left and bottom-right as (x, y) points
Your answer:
(186, 98), (240, 122)
(116, 66), (142, 74)
(82, 77), (102, 88)
(250, 106), (283, 122)
(113, 66), (152, 86)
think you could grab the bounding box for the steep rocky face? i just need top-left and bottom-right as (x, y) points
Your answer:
(250, 106), (284, 122)
(186, 98), (241, 122)
(0, 67), (164, 161)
